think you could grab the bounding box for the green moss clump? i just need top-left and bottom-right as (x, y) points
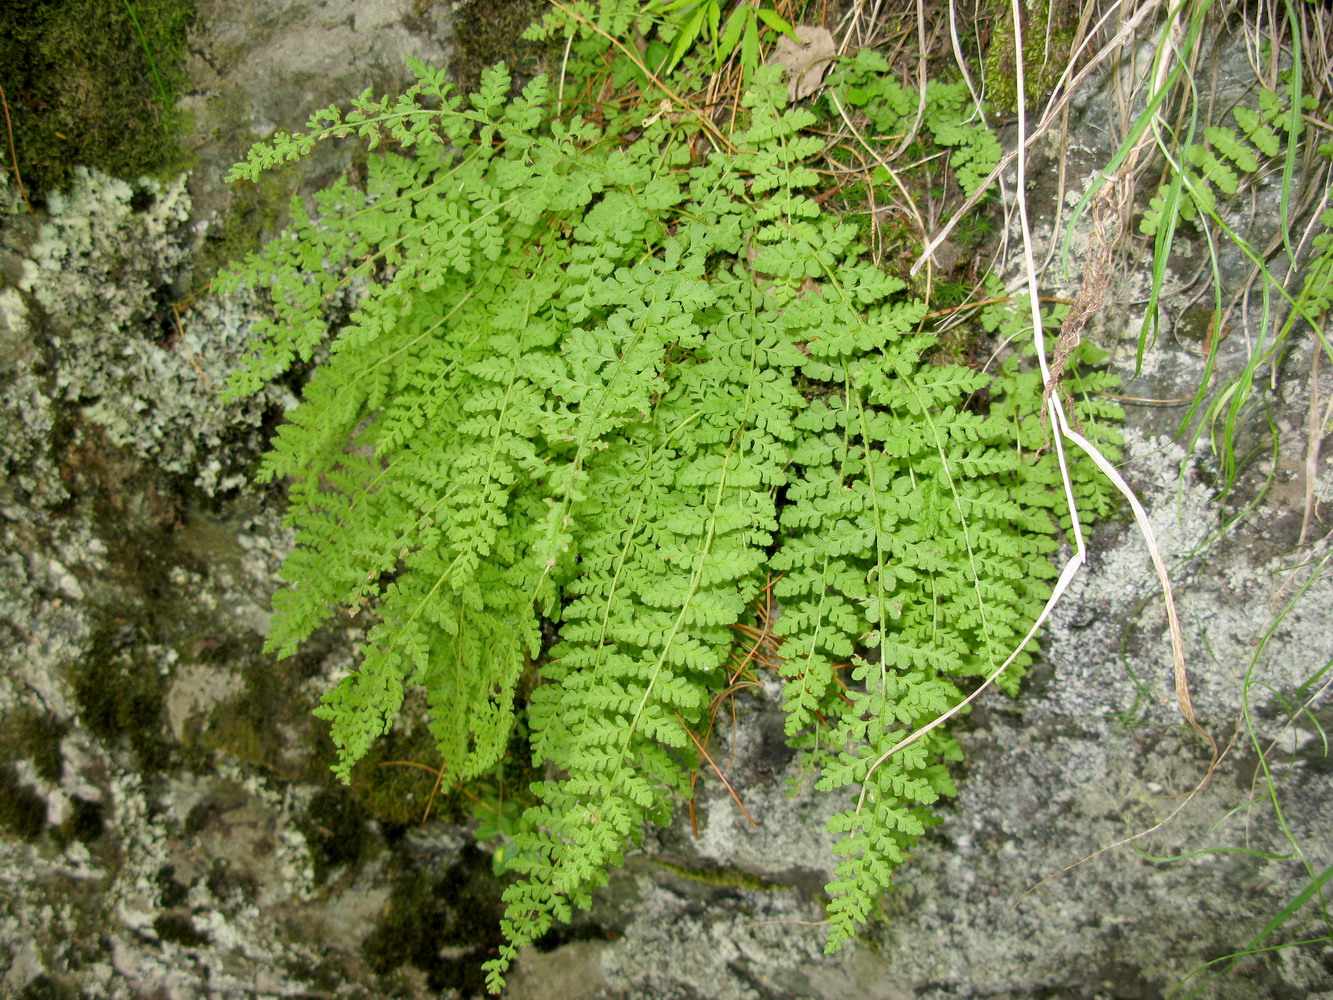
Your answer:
(11, 709), (67, 783)
(68, 622), (175, 774)
(0, 709), (82, 843)
(345, 719), (456, 829)
(361, 850), (506, 996)
(0, 0), (196, 198)
(154, 864), (190, 907)
(191, 161), (301, 290)
(153, 912), (212, 947)
(192, 672), (315, 780)
(300, 788), (374, 883)
(58, 796), (106, 844)
(981, 0), (1079, 114)
(448, 0), (551, 92)
(1177, 306), (1216, 343)
(18, 974), (79, 1000)
(654, 859), (783, 892)
(197, 707), (269, 768)
(0, 764), (48, 841)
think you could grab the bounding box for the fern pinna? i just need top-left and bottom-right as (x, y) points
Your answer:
(219, 51), (1118, 992)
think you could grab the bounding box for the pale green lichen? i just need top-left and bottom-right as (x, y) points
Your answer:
(23, 168), (192, 328)
(16, 166), (286, 494)
(0, 275), (68, 514)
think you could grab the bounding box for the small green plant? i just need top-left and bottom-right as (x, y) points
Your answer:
(219, 12), (1119, 991)
(648, 0), (798, 77)
(1067, 2), (1333, 500)
(472, 794), (528, 876)
(1138, 89), (1316, 239)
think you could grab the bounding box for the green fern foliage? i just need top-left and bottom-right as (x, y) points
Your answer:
(1140, 88), (1317, 236)
(830, 49), (1003, 197)
(219, 44), (1118, 993)
(1135, 86), (1332, 488)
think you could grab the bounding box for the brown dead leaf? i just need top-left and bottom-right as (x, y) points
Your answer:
(768, 25), (837, 102)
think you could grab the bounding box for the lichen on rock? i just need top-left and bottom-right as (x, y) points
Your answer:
(17, 166), (286, 494)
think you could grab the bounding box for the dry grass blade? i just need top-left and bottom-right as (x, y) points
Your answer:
(0, 82), (32, 215)
(947, 0), (986, 114)
(910, 0), (1164, 276)
(684, 578), (786, 834)
(988, 0), (1229, 906)
(378, 758), (449, 822)
(544, 0), (735, 151)
(882, 0), (929, 161)
(861, 0), (1219, 814)
(1007, 0), (1215, 764)
(679, 711), (758, 828)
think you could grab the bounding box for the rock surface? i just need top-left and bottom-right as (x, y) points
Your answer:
(0, 4), (1329, 1000)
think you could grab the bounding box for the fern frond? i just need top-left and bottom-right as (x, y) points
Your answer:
(222, 52), (1123, 992)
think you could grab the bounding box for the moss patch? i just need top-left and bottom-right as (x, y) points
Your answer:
(300, 788), (374, 883)
(652, 858), (784, 892)
(1, 678), (86, 844)
(0, 763), (48, 841)
(17, 975), (79, 1000)
(980, 0), (1080, 114)
(361, 848), (506, 996)
(191, 161), (301, 290)
(190, 648), (321, 780)
(0, 0), (196, 199)
(448, 0), (551, 93)
(346, 718), (457, 830)
(69, 621), (175, 774)
(153, 912), (211, 947)
(58, 796), (105, 844)
(6, 708), (68, 784)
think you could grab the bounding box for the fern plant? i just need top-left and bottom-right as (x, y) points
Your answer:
(218, 35), (1119, 993)
(1136, 86), (1333, 489)
(1139, 87), (1317, 238)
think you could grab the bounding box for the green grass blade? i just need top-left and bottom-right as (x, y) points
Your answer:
(122, 0), (169, 108)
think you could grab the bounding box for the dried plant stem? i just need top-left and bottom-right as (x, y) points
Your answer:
(911, 0), (1163, 277)
(0, 82), (32, 215)
(860, 0), (1218, 814)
